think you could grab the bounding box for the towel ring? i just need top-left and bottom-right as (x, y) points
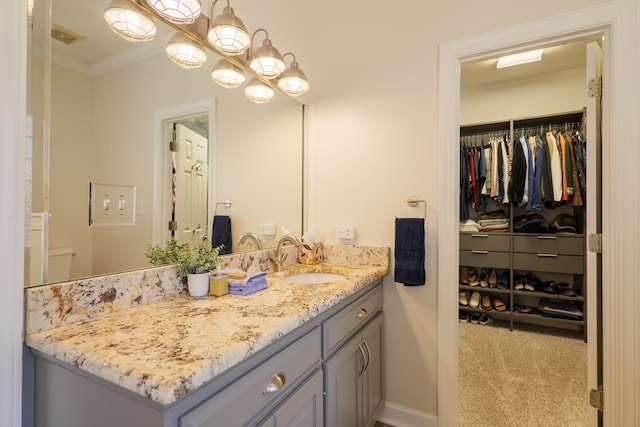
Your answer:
(215, 200), (231, 215)
(407, 197), (426, 219)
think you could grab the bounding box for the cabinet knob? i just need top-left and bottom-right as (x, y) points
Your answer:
(357, 308), (368, 318)
(263, 372), (286, 394)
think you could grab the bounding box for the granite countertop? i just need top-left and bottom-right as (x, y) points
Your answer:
(25, 261), (387, 406)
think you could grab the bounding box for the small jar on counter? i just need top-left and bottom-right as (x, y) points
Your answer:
(209, 272), (228, 296)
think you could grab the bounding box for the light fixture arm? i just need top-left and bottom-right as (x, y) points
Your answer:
(250, 28), (270, 50)
(209, 0), (231, 20)
(282, 52), (296, 65)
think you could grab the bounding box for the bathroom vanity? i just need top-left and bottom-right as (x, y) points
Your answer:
(25, 246), (388, 427)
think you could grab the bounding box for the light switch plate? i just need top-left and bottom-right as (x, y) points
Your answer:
(89, 182), (136, 226)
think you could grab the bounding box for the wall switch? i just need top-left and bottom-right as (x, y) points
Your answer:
(336, 225), (355, 239)
(89, 182), (136, 226)
(260, 223), (276, 237)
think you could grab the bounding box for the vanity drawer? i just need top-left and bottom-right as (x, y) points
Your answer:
(323, 285), (382, 357)
(460, 233), (510, 251)
(459, 250), (510, 269)
(513, 234), (584, 255)
(180, 327), (321, 427)
(513, 253), (584, 274)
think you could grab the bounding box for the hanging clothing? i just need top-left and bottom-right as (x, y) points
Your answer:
(526, 136), (544, 211)
(547, 131), (563, 203)
(460, 148), (470, 220)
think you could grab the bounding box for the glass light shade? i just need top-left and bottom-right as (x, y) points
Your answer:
(166, 33), (207, 69)
(249, 39), (285, 79)
(146, 0), (201, 24)
(211, 59), (245, 89)
(277, 62), (309, 96)
(245, 78), (274, 104)
(207, 6), (250, 54)
(104, 0), (157, 42)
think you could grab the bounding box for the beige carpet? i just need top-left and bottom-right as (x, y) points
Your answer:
(459, 320), (588, 427)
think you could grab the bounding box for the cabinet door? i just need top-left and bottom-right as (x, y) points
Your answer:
(324, 332), (364, 427)
(259, 370), (323, 427)
(362, 314), (384, 427)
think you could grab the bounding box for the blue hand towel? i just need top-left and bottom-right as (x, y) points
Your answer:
(228, 279), (268, 295)
(222, 268), (268, 288)
(212, 215), (232, 254)
(394, 218), (426, 286)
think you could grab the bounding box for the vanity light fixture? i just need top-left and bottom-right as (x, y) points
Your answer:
(211, 58), (245, 88)
(166, 31), (208, 69)
(206, 0), (250, 55)
(277, 53), (309, 96)
(249, 29), (285, 79)
(104, 0), (157, 42)
(146, 0), (201, 24)
(497, 48), (544, 69)
(245, 77), (275, 104)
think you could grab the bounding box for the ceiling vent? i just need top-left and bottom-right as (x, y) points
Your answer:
(51, 24), (85, 45)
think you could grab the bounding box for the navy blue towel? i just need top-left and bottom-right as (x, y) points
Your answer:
(394, 218), (425, 286)
(212, 215), (232, 254)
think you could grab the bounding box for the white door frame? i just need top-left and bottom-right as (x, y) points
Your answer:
(152, 100), (216, 246)
(438, 1), (639, 426)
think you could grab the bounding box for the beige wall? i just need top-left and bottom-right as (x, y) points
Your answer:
(231, 0), (609, 419)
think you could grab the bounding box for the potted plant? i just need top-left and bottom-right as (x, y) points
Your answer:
(146, 238), (223, 297)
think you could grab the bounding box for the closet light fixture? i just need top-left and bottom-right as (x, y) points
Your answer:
(211, 59), (245, 88)
(497, 49), (544, 69)
(146, 0), (201, 24)
(206, 0), (250, 55)
(249, 29), (285, 79)
(104, 0), (157, 42)
(277, 53), (309, 96)
(245, 78), (274, 104)
(166, 32), (207, 69)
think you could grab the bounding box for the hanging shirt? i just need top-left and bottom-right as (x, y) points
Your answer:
(546, 131), (563, 202)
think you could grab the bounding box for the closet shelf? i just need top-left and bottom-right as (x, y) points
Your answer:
(459, 285), (510, 294)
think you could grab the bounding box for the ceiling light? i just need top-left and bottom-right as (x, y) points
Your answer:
(146, 0), (201, 24)
(249, 29), (285, 79)
(497, 49), (544, 69)
(277, 53), (309, 96)
(104, 0), (157, 42)
(211, 59), (245, 88)
(245, 78), (274, 104)
(206, 0), (250, 55)
(166, 32), (207, 69)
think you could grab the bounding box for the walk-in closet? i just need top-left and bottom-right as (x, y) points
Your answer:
(457, 38), (601, 425)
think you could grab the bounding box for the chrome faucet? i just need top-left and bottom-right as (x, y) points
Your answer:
(270, 234), (300, 272)
(237, 232), (262, 251)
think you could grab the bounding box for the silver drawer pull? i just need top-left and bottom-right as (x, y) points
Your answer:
(536, 235), (557, 240)
(537, 253), (558, 258)
(357, 308), (368, 318)
(471, 234), (489, 238)
(263, 372), (286, 394)
(471, 250), (489, 255)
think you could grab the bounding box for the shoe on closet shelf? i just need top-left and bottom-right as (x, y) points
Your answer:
(459, 266), (469, 285)
(470, 313), (482, 324)
(525, 273), (542, 292)
(513, 274), (525, 291)
(542, 280), (558, 294)
(481, 293), (493, 310)
(468, 268), (479, 286)
(493, 297), (507, 312)
(557, 282), (577, 296)
(468, 291), (481, 309)
(488, 269), (498, 288)
(459, 291), (469, 305)
(496, 272), (509, 290)
(459, 311), (471, 323)
(479, 268), (490, 288)
(478, 314), (493, 325)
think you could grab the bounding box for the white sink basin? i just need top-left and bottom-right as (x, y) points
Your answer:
(282, 272), (347, 284)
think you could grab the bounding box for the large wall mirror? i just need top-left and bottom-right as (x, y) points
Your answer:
(26, 0), (305, 287)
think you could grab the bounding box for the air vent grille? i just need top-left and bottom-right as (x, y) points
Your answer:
(51, 24), (84, 45)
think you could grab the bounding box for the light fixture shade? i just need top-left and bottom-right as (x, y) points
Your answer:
(497, 49), (544, 68)
(207, 6), (250, 55)
(211, 59), (245, 89)
(277, 62), (309, 96)
(249, 39), (285, 79)
(245, 78), (274, 104)
(104, 0), (157, 42)
(146, 0), (201, 24)
(166, 32), (207, 69)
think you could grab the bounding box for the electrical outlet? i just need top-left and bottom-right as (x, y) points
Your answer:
(260, 223), (276, 237)
(336, 225), (355, 239)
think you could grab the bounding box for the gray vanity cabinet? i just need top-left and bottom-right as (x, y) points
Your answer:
(258, 369), (324, 427)
(324, 313), (383, 427)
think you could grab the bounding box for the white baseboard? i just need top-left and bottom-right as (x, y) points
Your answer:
(377, 401), (438, 427)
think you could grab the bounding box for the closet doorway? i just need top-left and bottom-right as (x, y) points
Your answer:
(457, 37), (602, 426)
